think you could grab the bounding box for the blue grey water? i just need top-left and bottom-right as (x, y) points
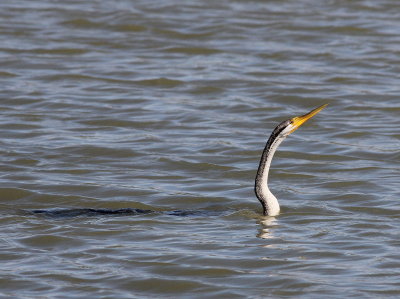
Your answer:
(0, 0), (399, 298)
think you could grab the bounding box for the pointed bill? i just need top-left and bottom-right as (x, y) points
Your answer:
(290, 104), (328, 133)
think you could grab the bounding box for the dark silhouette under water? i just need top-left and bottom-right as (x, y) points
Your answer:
(30, 208), (219, 218)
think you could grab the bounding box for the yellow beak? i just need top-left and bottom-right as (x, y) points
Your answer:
(290, 104), (328, 133)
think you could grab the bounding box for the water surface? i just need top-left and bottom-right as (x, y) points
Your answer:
(0, 0), (399, 298)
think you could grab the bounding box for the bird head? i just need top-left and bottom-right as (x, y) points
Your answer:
(287, 103), (328, 135)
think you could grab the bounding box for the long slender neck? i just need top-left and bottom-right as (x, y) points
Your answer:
(255, 121), (290, 216)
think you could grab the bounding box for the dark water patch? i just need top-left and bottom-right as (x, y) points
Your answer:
(30, 48), (89, 55)
(1, 122), (43, 130)
(52, 144), (138, 159)
(133, 77), (185, 88)
(164, 47), (222, 55)
(0, 71), (17, 77)
(188, 85), (224, 94)
(61, 18), (148, 33)
(35, 73), (133, 84)
(158, 157), (234, 173)
(18, 234), (84, 249)
(78, 118), (162, 129)
(60, 18), (105, 29)
(154, 28), (216, 39)
(0, 187), (34, 201)
(112, 24), (148, 32)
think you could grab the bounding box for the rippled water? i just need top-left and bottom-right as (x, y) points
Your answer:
(1, 0), (399, 298)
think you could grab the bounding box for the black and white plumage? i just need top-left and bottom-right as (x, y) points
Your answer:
(255, 104), (327, 216)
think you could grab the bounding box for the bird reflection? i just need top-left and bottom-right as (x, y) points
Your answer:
(257, 216), (278, 239)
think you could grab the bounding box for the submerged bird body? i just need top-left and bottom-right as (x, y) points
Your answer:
(255, 104), (327, 216)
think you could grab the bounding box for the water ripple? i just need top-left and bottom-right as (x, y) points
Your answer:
(0, 0), (399, 298)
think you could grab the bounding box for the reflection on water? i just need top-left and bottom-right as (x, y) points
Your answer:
(258, 217), (278, 239)
(1, 0), (399, 298)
